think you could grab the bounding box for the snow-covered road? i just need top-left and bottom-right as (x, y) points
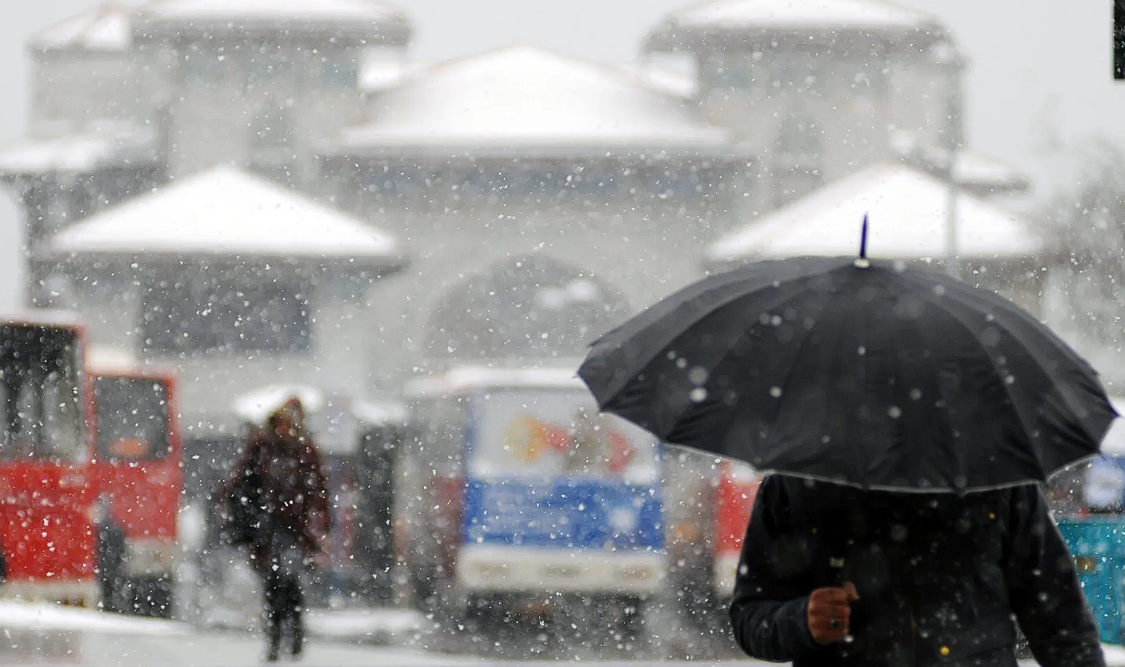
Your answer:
(0, 602), (1117, 666)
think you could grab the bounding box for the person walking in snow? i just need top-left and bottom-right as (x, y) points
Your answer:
(222, 397), (330, 662)
(730, 475), (1105, 667)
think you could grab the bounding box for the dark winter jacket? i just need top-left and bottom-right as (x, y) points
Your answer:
(221, 426), (331, 567)
(729, 475), (1105, 667)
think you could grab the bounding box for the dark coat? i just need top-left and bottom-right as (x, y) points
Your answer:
(729, 475), (1105, 667)
(221, 426), (331, 569)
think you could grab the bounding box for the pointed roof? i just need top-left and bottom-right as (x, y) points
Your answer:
(889, 131), (1030, 196)
(50, 167), (405, 271)
(133, 0), (412, 46)
(645, 0), (947, 53)
(327, 46), (734, 159)
(0, 125), (157, 177)
(31, 4), (131, 54)
(706, 164), (1043, 266)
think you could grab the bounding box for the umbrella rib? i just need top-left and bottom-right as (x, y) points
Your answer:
(931, 275), (1098, 375)
(608, 273), (838, 419)
(894, 277), (1046, 476)
(906, 306), (978, 486)
(587, 262), (847, 401)
(911, 275), (1112, 443)
(720, 281), (848, 475)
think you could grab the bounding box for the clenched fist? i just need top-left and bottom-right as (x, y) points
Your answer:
(807, 582), (860, 645)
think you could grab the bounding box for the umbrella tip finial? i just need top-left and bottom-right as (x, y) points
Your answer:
(855, 215), (871, 268)
(860, 215), (868, 258)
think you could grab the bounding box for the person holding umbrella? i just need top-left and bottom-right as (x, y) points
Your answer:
(579, 228), (1115, 666)
(728, 475), (1100, 665)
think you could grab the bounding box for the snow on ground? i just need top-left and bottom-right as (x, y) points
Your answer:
(305, 607), (426, 642)
(0, 628), (466, 667)
(1104, 645), (1125, 665)
(0, 601), (189, 636)
(0, 599), (1114, 667)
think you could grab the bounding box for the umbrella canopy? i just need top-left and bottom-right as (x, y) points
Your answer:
(579, 257), (1117, 492)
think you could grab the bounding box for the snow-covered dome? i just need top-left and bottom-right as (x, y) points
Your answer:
(133, 0), (412, 46)
(646, 0), (947, 52)
(328, 46), (734, 159)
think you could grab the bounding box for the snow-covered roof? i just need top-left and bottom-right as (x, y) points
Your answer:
(0, 127), (156, 177)
(86, 345), (140, 374)
(706, 164), (1045, 265)
(31, 4), (131, 53)
(0, 309), (84, 329)
(404, 364), (586, 399)
(359, 58), (428, 94)
(618, 63), (698, 100)
(85, 345), (177, 378)
(50, 167), (405, 270)
(890, 133), (1030, 195)
(351, 398), (409, 427)
(950, 152), (1030, 193)
(133, 0), (412, 46)
(666, 0), (935, 30)
(645, 0), (946, 52)
(327, 46), (735, 159)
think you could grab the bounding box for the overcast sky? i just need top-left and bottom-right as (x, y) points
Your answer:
(0, 1), (1120, 307)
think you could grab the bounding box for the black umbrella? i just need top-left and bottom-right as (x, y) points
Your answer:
(578, 250), (1117, 492)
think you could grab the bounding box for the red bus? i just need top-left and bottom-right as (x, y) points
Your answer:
(0, 317), (182, 615)
(711, 460), (760, 600)
(664, 454), (759, 648)
(87, 347), (182, 618)
(0, 312), (97, 606)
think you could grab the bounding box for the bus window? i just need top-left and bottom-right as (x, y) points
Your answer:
(42, 367), (83, 463)
(94, 378), (170, 460)
(0, 334), (83, 463)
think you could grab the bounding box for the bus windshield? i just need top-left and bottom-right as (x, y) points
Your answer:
(472, 388), (658, 484)
(0, 324), (83, 463)
(94, 377), (171, 460)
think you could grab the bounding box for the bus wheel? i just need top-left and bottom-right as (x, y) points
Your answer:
(609, 595), (646, 652)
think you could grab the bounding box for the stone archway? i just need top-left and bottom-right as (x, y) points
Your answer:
(425, 254), (631, 360)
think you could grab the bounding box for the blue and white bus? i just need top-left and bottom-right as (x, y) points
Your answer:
(399, 365), (665, 637)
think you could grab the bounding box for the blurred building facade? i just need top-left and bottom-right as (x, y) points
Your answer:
(0, 0), (1044, 478)
(316, 46), (748, 376)
(643, 0), (996, 210)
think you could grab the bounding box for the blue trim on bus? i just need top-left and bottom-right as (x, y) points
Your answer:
(461, 477), (664, 551)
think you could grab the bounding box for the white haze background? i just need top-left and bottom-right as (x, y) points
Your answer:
(0, 0), (1115, 307)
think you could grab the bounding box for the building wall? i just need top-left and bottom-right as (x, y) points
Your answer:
(142, 43), (368, 181)
(30, 53), (139, 132)
(321, 158), (745, 389)
(59, 261), (382, 436)
(695, 48), (958, 210)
